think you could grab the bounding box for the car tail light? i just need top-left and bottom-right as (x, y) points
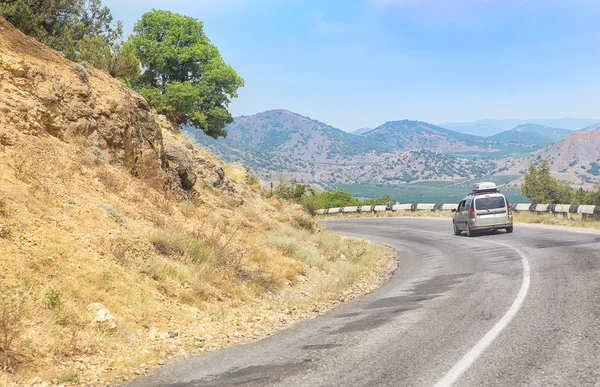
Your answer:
(508, 204), (512, 215)
(470, 208), (475, 219)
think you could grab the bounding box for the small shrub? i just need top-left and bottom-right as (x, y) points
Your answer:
(103, 203), (126, 225)
(244, 167), (260, 186)
(149, 230), (211, 264)
(58, 373), (81, 384)
(43, 289), (62, 313)
(204, 180), (215, 192)
(0, 224), (12, 239)
(292, 214), (315, 233)
(67, 197), (77, 205)
(227, 197), (242, 208)
(0, 294), (24, 373)
(89, 146), (107, 164)
(98, 170), (125, 193)
(71, 63), (89, 84)
(0, 197), (8, 217)
(80, 61), (95, 76)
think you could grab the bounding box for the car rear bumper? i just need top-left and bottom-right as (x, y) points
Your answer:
(470, 222), (513, 231)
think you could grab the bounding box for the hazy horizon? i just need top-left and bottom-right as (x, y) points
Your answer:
(229, 108), (599, 134)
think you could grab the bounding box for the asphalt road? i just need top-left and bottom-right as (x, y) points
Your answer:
(128, 218), (600, 386)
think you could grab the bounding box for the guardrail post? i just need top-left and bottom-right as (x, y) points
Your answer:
(563, 212), (569, 220)
(583, 213), (589, 221)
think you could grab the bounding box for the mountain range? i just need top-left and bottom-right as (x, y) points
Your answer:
(439, 118), (599, 137)
(186, 110), (503, 186)
(186, 109), (600, 189)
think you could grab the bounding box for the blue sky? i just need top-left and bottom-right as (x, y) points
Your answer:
(103, 0), (600, 131)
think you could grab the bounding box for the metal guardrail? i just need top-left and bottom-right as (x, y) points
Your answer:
(317, 203), (600, 220)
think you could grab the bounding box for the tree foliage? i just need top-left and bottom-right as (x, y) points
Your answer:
(273, 178), (315, 202)
(128, 10), (244, 138)
(272, 179), (368, 214)
(521, 160), (574, 204)
(0, 0), (137, 78)
(77, 36), (139, 78)
(307, 190), (362, 210)
(363, 194), (392, 206)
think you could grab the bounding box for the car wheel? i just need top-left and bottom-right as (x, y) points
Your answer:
(506, 226), (513, 233)
(466, 225), (473, 237)
(453, 222), (461, 235)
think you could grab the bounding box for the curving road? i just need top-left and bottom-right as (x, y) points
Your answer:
(128, 218), (600, 386)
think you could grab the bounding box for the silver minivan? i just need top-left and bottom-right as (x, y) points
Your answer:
(452, 182), (513, 237)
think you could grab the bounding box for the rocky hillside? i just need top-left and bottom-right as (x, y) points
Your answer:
(360, 120), (494, 152)
(0, 16), (165, 185)
(0, 18), (396, 386)
(508, 124), (600, 187)
(198, 109), (393, 159)
(489, 124), (573, 145)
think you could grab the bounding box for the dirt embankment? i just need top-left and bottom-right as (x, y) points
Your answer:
(0, 17), (396, 387)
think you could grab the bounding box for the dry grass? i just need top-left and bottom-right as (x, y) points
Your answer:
(0, 132), (395, 386)
(512, 212), (600, 229)
(0, 294), (24, 373)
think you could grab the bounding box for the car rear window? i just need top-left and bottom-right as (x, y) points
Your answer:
(475, 196), (506, 210)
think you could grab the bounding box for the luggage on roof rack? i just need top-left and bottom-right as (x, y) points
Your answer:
(472, 182), (498, 193)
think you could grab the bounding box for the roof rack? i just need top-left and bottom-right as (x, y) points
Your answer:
(471, 182), (498, 194)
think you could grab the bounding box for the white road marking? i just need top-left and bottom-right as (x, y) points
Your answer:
(433, 238), (530, 387)
(331, 219), (531, 386)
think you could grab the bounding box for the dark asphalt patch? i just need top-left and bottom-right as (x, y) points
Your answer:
(169, 359), (314, 387)
(334, 312), (362, 318)
(534, 237), (600, 249)
(365, 295), (434, 310)
(333, 274), (471, 335)
(302, 344), (342, 350)
(332, 314), (392, 334)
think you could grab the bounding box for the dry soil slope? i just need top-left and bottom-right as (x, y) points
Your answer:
(0, 17), (394, 387)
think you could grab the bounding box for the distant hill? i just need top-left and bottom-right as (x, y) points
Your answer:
(507, 126), (600, 187)
(439, 118), (599, 136)
(351, 127), (372, 135)
(206, 109), (393, 160)
(437, 122), (505, 137)
(488, 124), (573, 145)
(583, 123), (600, 132)
(186, 110), (505, 186)
(360, 120), (494, 152)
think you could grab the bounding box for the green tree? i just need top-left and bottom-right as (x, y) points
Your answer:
(0, 0), (135, 77)
(77, 35), (140, 78)
(363, 194), (392, 206)
(521, 160), (574, 204)
(308, 190), (361, 210)
(274, 178), (315, 202)
(128, 10), (244, 138)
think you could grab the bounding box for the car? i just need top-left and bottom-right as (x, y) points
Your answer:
(452, 182), (513, 237)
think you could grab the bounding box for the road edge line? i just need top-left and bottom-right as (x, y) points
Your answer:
(433, 239), (531, 386)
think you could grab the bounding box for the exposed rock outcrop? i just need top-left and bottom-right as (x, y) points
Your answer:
(0, 17), (165, 187)
(163, 128), (237, 195)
